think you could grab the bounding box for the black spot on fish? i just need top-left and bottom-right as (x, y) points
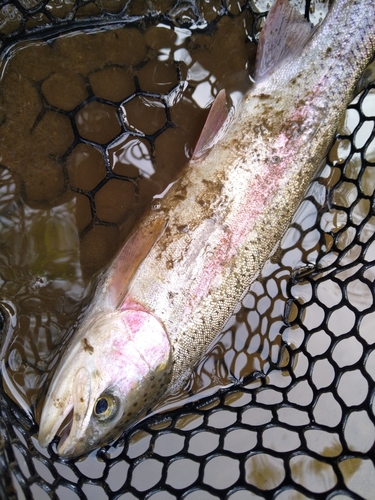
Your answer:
(82, 338), (94, 354)
(270, 156), (281, 164)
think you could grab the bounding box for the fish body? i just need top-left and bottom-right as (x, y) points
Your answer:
(38, 0), (375, 457)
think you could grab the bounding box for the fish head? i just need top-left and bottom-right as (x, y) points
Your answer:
(38, 308), (172, 458)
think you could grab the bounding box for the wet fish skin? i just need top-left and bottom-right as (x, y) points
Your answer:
(38, 0), (375, 457)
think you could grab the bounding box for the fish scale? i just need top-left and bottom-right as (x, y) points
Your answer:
(38, 0), (375, 457)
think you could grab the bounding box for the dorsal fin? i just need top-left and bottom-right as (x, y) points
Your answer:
(192, 89), (230, 161)
(255, 0), (314, 81)
(104, 217), (166, 309)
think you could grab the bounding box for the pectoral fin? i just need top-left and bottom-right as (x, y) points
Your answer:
(104, 217), (166, 309)
(192, 89), (231, 161)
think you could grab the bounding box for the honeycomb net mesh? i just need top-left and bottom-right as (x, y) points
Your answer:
(0, 0), (375, 499)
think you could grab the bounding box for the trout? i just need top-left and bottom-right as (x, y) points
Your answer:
(38, 0), (375, 457)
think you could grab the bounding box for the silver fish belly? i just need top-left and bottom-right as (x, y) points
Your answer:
(38, 0), (375, 457)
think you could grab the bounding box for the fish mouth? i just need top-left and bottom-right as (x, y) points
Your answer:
(54, 409), (74, 450)
(38, 401), (73, 450)
(38, 367), (93, 457)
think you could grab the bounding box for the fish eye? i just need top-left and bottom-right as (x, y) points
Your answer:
(94, 394), (117, 421)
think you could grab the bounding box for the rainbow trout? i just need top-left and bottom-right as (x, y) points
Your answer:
(38, 0), (375, 457)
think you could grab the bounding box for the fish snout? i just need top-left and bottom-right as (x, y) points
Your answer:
(38, 366), (92, 455)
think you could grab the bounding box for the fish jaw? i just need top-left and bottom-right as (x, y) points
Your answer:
(38, 307), (172, 458)
(38, 366), (94, 456)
